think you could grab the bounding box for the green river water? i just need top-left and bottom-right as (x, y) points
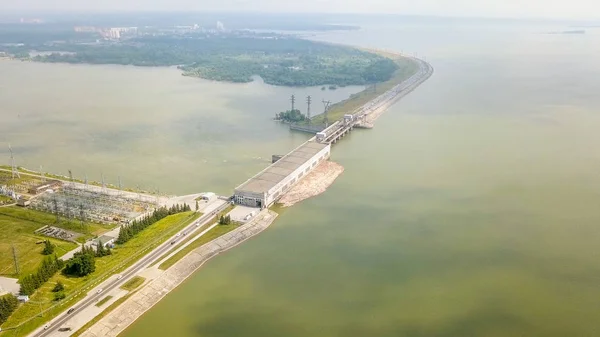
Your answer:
(1, 17), (600, 336)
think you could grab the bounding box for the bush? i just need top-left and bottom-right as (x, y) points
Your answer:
(64, 246), (96, 277)
(52, 281), (64, 292)
(53, 291), (66, 301)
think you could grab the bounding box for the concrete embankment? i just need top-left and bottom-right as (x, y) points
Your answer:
(80, 210), (278, 337)
(278, 161), (344, 207)
(365, 58), (434, 124)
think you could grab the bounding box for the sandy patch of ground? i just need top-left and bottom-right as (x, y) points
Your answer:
(279, 161), (344, 207)
(0, 276), (19, 295)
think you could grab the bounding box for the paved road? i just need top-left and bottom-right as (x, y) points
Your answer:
(323, 57), (433, 143)
(31, 201), (231, 337)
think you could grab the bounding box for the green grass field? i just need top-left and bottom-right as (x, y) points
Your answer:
(152, 205), (234, 269)
(71, 291), (137, 337)
(0, 211), (80, 277)
(119, 276), (145, 292)
(0, 207), (113, 237)
(311, 56), (419, 124)
(0, 211), (199, 336)
(159, 221), (241, 270)
(0, 170), (40, 187)
(0, 195), (14, 204)
(95, 296), (113, 307)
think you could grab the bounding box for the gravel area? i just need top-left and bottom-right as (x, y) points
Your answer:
(279, 161), (344, 207)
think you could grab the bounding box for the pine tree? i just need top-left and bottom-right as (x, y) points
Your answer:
(42, 240), (55, 255)
(96, 240), (105, 257)
(0, 293), (19, 325)
(54, 254), (65, 269)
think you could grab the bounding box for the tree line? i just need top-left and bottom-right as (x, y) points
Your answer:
(13, 206), (190, 310)
(12, 35), (400, 87)
(19, 255), (64, 296)
(63, 246), (97, 277)
(116, 204), (190, 244)
(0, 293), (19, 325)
(19, 236), (116, 297)
(219, 214), (232, 225)
(276, 109), (307, 123)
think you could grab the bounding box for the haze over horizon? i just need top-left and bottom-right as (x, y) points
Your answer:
(1, 0), (599, 21)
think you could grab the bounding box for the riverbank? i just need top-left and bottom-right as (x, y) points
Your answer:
(362, 57), (434, 125)
(309, 51), (422, 125)
(278, 161), (344, 207)
(78, 210), (278, 337)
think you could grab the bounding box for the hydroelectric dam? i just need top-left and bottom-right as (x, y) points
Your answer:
(233, 57), (434, 208)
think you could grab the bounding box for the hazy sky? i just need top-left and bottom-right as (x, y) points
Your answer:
(2, 0), (599, 20)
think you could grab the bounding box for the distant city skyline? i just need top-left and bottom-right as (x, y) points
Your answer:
(0, 0), (599, 20)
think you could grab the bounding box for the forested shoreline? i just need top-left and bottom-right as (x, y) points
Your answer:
(5, 34), (400, 87)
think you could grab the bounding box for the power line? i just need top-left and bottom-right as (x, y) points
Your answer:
(290, 94), (296, 111)
(9, 144), (20, 179)
(306, 95), (312, 123)
(12, 244), (20, 275)
(322, 100), (331, 127)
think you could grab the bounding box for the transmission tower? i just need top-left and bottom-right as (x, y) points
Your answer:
(9, 144), (19, 179)
(290, 94), (296, 111)
(39, 165), (46, 183)
(65, 192), (71, 219)
(322, 100), (331, 127)
(53, 194), (60, 223)
(101, 173), (106, 192)
(12, 245), (20, 275)
(118, 176), (122, 196)
(79, 203), (86, 231)
(84, 173), (88, 190)
(68, 169), (74, 187)
(306, 95), (312, 123)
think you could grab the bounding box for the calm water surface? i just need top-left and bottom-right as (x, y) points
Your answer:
(0, 63), (363, 194)
(4, 18), (600, 337)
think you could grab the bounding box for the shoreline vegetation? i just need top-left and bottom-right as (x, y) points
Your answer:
(310, 51), (419, 124)
(2, 34), (400, 88)
(274, 48), (420, 124)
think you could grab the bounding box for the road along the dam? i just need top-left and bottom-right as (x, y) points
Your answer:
(29, 201), (231, 337)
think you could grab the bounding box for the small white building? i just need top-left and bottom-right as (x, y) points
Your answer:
(199, 192), (216, 202)
(17, 197), (30, 207)
(94, 235), (116, 248)
(17, 295), (29, 302)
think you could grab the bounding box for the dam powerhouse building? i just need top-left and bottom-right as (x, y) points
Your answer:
(234, 140), (331, 208)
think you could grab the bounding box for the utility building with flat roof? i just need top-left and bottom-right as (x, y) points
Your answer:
(234, 140), (331, 208)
